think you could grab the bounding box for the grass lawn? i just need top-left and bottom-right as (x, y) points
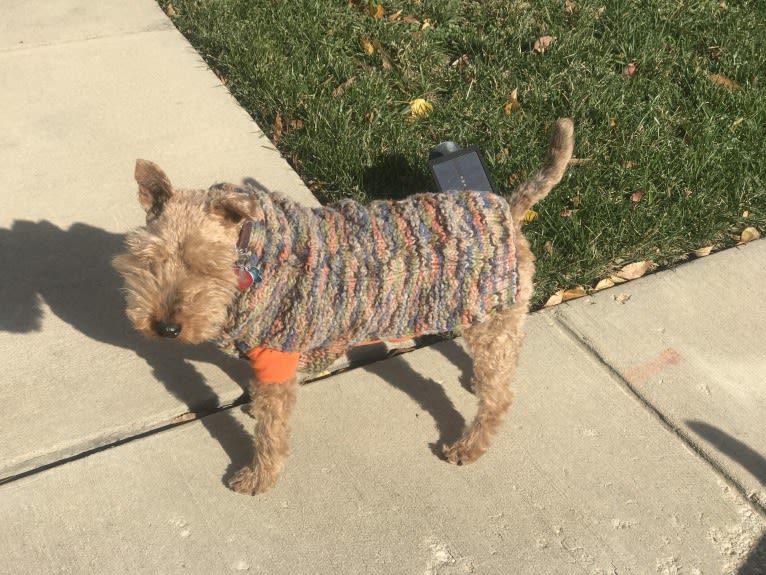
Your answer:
(159, 0), (764, 306)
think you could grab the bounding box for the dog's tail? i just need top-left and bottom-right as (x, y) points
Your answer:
(508, 118), (574, 223)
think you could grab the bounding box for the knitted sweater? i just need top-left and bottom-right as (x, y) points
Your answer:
(215, 185), (518, 376)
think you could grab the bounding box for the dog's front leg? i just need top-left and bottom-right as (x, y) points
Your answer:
(229, 377), (298, 495)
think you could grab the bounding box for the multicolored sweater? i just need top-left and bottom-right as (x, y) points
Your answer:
(215, 185), (519, 379)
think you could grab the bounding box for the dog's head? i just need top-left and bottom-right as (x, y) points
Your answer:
(112, 160), (257, 344)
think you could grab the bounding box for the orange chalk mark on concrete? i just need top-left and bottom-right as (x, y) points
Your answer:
(623, 348), (682, 384)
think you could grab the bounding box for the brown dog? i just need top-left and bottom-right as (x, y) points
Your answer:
(113, 119), (574, 494)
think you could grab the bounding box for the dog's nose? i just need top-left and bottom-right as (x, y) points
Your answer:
(154, 321), (182, 338)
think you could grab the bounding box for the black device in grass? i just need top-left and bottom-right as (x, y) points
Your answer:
(429, 143), (496, 195)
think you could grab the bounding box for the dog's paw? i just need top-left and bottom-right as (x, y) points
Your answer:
(228, 465), (278, 495)
(442, 439), (485, 466)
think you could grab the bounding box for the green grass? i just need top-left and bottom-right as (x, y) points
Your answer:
(159, 0), (765, 306)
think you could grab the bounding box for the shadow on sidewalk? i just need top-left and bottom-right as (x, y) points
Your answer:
(686, 421), (766, 574)
(0, 219), (253, 483)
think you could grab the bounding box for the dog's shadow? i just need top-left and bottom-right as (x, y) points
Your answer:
(1, 218), (470, 485)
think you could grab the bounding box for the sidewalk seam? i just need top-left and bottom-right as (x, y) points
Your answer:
(552, 311), (766, 519)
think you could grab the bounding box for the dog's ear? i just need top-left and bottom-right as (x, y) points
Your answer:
(135, 159), (173, 219)
(209, 192), (256, 226)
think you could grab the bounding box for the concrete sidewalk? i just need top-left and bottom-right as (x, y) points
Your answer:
(1, 1), (764, 573)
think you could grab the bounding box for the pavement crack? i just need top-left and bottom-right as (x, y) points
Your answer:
(552, 311), (766, 519)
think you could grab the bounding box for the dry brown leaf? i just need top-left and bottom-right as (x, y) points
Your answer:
(503, 88), (522, 114)
(560, 209), (574, 217)
(495, 148), (509, 162)
(287, 119), (305, 130)
(372, 40), (393, 70)
(694, 245), (714, 257)
(544, 289), (565, 307)
(622, 63), (637, 79)
(616, 260), (652, 280)
(594, 278), (615, 291)
(272, 112), (284, 145)
(402, 14), (420, 24)
(707, 73), (740, 90)
(564, 1), (576, 13)
(630, 191), (644, 203)
(523, 209), (539, 223)
(562, 286), (587, 302)
(388, 8), (402, 20)
(332, 76), (356, 97)
(533, 36), (556, 53)
(507, 171), (527, 187)
(739, 226), (761, 243)
(165, 3), (177, 17)
(361, 37), (375, 55)
(569, 157), (592, 166)
(421, 19), (432, 30)
(614, 292), (631, 304)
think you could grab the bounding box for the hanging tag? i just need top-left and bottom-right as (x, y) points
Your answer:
(235, 267), (255, 291)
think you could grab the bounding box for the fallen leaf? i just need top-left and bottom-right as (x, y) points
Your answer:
(568, 157), (592, 166)
(545, 290), (565, 307)
(560, 209), (574, 217)
(616, 260), (652, 280)
(272, 112), (284, 145)
(595, 5), (605, 17)
(361, 37), (375, 55)
(594, 278), (615, 291)
(544, 240), (554, 255)
(332, 76), (356, 97)
(402, 14), (420, 24)
(165, 3), (177, 17)
(614, 292), (631, 304)
(562, 286), (587, 302)
(533, 36), (556, 53)
(630, 191), (644, 203)
(742, 210), (750, 218)
(421, 19), (432, 30)
(609, 117), (619, 129)
(622, 63), (637, 79)
(495, 148), (509, 161)
(719, 1), (728, 8)
(740, 226), (761, 243)
(287, 119), (305, 130)
(367, 0), (384, 19)
(730, 117), (744, 128)
(388, 8), (402, 20)
(507, 171), (527, 186)
(707, 73), (740, 90)
(564, 1), (576, 13)
(408, 98), (433, 120)
(365, 111), (376, 122)
(523, 209), (539, 223)
(503, 88), (522, 114)
(693, 245), (714, 257)
(622, 160), (635, 169)
(372, 40), (393, 70)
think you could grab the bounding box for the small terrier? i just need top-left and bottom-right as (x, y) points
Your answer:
(113, 119), (574, 495)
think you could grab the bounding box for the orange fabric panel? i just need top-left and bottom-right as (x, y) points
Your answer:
(246, 347), (301, 383)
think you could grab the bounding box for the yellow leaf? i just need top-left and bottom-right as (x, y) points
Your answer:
(408, 98), (433, 120)
(361, 37), (375, 55)
(544, 289), (565, 307)
(616, 261), (652, 280)
(533, 36), (556, 53)
(594, 278), (615, 291)
(503, 88), (522, 114)
(740, 226), (761, 243)
(367, 0), (384, 19)
(523, 209), (538, 223)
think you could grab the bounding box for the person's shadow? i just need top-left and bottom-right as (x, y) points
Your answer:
(1, 218), (471, 486)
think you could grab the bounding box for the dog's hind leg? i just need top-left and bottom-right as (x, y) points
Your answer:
(229, 377), (298, 495)
(442, 300), (528, 465)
